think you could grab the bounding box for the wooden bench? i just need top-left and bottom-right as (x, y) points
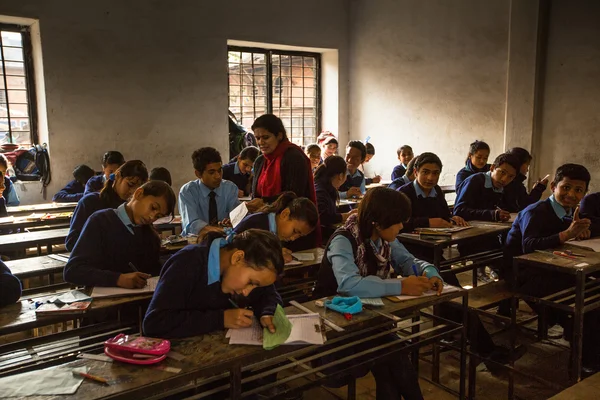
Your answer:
(0, 228), (69, 255)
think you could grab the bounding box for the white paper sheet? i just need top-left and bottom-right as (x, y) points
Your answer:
(91, 276), (159, 298)
(568, 238), (600, 253)
(230, 202), (249, 228)
(284, 260), (303, 266)
(0, 216), (15, 224)
(239, 196), (252, 202)
(360, 297), (385, 306)
(228, 314), (324, 346)
(55, 290), (92, 304)
(0, 366), (88, 396)
(395, 284), (460, 301)
(291, 252), (315, 261)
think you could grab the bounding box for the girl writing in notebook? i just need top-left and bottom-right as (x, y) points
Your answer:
(233, 191), (318, 261)
(66, 160), (148, 251)
(64, 180), (176, 289)
(143, 229), (284, 339)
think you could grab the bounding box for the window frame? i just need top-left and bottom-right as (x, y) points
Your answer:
(228, 45), (322, 146)
(0, 23), (38, 145)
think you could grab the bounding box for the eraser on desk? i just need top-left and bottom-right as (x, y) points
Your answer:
(575, 262), (589, 267)
(315, 300), (325, 308)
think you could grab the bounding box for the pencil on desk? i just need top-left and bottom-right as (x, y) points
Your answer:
(72, 370), (109, 385)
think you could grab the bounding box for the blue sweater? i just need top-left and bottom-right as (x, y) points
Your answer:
(0, 196), (7, 218)
(505, 198), (569, 258)
(52, 179), (85, 203)
(389, 175), (410, 191)
(0, 261), (21, 307)
(339, 169), (365, 193)
(391, 164), (406, 181)
(580, 192), (600, 237)
(398, 182), (450, 232)
(315, 180), (343, 226)
(3, 177), (19, 206)
(455, 160), (491, 190)
(502, 173), (546, 213)
(143, 244), (281, 338)
(84, 175), (104, 195)
(64, 209), (161, 287)
(66, 192), (120, 251)
(222, 161), (250, 195)
(453, 173), (506, 222)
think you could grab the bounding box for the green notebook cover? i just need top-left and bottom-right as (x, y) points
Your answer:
(263, 304), (293, 350)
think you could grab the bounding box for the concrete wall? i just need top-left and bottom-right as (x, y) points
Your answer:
(536, 0), (600, 193)
(0, 0), (349, 203)
(349, 0), (511, 185)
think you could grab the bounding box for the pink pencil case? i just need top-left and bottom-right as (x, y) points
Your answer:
(104, 334), (170, 356)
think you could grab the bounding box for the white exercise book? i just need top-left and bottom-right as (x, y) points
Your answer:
(227, 314), (325, 346)
(568, 237), (600, 253)
(291, 252), (315, 261)
(229, 202), (249, 228)
(394, 284), (460, 301)
(91, 276), (159, 298)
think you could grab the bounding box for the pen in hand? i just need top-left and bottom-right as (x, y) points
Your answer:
(128, 262), (148, 287)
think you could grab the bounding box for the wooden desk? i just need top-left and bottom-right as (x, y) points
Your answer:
(7, 254), (69, 280)
(398, 221), (511, 286)
(6, 203), (78, 217)
(0, 228), (69, 255)
(513, 244), (600, 383)
(439, 184), (456, 194)
(0, 212), (72, 232)
(279, 248), (325, 305)
(21, 290), (467, 400)
(549, 371), (600, 399)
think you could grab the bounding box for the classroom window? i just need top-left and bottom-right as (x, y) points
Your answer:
(0, 24), (37, 146)
(228, 47), (320, 147)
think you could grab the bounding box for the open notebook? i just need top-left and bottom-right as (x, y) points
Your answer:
(227, 313), (325, 346)
(91, 276), (159, 298)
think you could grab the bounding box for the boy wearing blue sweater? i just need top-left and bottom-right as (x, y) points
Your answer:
(580, 192), (600, 237)
(454, 153), (521, 222)
(53, 165), (95, 203)
(338, 141), (367, 200)
(222, 146), (259, 197)
(84, 151), (125, 195)
(504, 164), (600, 373)
(391, 145), (414, 181)
(179, 147), (240, 235)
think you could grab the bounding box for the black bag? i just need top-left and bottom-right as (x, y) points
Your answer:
(14, 144), (51, 187)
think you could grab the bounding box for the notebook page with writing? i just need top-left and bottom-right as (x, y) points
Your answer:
(91, 276), (159, 298)
(228, 318), (263, 345)
(285, 314), (324, 345)
(568, 238), (600, 253)
(230, 202), (249, 228)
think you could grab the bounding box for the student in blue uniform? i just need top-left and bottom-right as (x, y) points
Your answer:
(84, 151), (125, 195)
(179, 147), (248, 235)
(314, 155), (357, 241)
(360, 142), (382, 185)
(505, 164), (600, 374)
(305, 143), (321, 174)
(149, 167), (172, 186)
(389, 155), (418, 190)
(0, 261), (21, 307)
(581, 191), (600, 237)
(234, 191), (318, 259)
(64, 180), (175, 288)
(222, 146), (259, 197)
(399, 152), (468, 233)
(143, 229), (283, 338)
(503, 147), (548, 212)
(338, 141), (367, 200)
(0, 154), (19, 206)
(0, 172), (9, 217)
(391, 145), (414, 181)
(66, 160), (148, 251)
(52, 165), (95, 203)
(314, 187), (440, 399)
(453, 152), (520, 222)
(455, 140), (491, 189)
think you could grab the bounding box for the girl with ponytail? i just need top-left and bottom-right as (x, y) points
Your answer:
(66, 160), (148, 251)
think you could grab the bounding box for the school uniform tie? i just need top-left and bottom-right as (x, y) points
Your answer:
(208, 191), (218, 225)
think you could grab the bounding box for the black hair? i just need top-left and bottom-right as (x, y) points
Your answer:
(357, 187), (412, 275)
(314, 155), (347, 182)
(347, 140), (367, 162)
(102, 151), (125, 168)
(202, 229), (284, 276)
(553, 164), (591, 190)
(414, 152), (443, 171)
(466, 140), (490, 164)
(251, 114), (288, 141)
(135, 180), (177, 217)
(100, 160), (148, 208)
(397, 145), (413, 156)
(149, 167), (172, 186)
(365, 142), (375, 156)
(492, 153), (521, 172)
(192, 147), (222, 174)
(405, 155), (419, 177)
(259, 191), (319, 229)
(305, 144), (321, 154)
(507, 147), (533, 166)
(0, 154), (8, 170)
(238, 146), (260, 163)
(73, 164), (95, 185)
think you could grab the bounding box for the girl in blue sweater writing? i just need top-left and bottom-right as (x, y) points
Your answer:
(143, 229), (284, 339)
(66, 160), (148, 251)
(64, 180), (176, 289)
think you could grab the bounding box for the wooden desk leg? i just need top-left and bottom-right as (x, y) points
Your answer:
(433, 245), (442, 270)
(230, 363), (242, 400)
(347, 379), (356, 400)
(508, 258), (519, 400)
(411, 314), (421, 374)
(460, 293), (468, 400)
(571, 270), (585, 383)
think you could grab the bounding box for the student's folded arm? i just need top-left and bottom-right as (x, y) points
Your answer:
(520, 211), (561, 253)
(328, 235), (402, 297)
(527, 183), (546, 204)
(179, 189), (207, 235)
(143, 259), (224, 338)
(63, 217), (121, 287)
(52, 190), (84, 203)
(247, 284), (283, 319)
(390, 240), (441, 280)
